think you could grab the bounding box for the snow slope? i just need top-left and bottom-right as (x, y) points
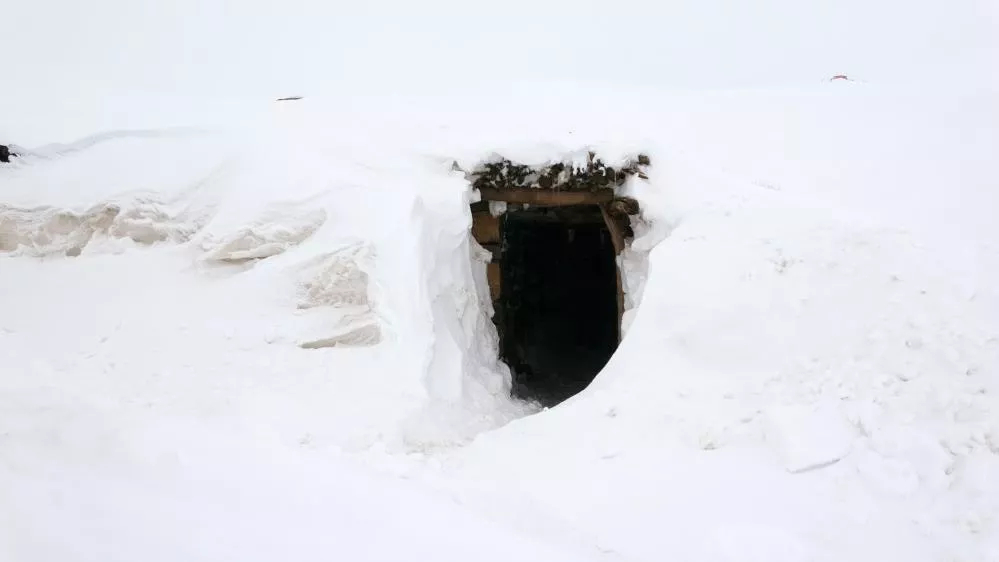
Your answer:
(2, 83), (998, 561)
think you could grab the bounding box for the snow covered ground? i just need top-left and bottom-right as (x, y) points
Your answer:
(3, 0), (999, 557)
(2, 84), (997, 561)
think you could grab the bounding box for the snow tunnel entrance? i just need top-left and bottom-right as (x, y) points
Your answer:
(464, 153), (648, 406)
(500, 206), (618, 404)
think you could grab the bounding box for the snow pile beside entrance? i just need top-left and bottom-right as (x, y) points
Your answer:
(0, 114), (533, 450)
(293, 242), (382, 349)
(0, 133), (231, 256)
(1, 86), (997, 560)
(0, 198), (212, 256)
(198, 206), (328, 263)
(436, 200), (998, 560)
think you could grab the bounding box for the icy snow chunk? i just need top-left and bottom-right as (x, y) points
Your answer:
(200, 208), (326, 263)
(300, 323), (381, 349)
(488, 200), (507, 217)
(298, 243), (373, 310)
(0, 199), (208, 256)
(764, 400), (856, 473)
(108, 202), (208, 245)
(295, 243), (381, 349)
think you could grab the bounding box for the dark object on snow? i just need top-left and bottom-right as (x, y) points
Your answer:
(276, 96), (303, 102)
(0, 144), (17, 163)
(830, 74), (850, 81)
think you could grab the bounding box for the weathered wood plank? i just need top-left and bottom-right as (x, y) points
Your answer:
(600, 204), (626, 343)
(486, 262), (501, 301)
(599, 204), (626, 255)
(471, 211), (501, 244)
(478, 187), (615, 206)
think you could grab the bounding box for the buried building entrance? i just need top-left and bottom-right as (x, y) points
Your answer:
(500, 206), (619, 404)
(465, 154), (647, 406)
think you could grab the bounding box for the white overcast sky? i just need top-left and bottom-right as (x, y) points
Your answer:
(1, 0), (997, 98)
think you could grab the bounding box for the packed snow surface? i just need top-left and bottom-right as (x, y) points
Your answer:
(2, 83), (998, 561)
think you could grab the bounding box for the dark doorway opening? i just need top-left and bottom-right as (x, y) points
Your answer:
(499, 206), (619, 405)
(462, 152), (649, 407)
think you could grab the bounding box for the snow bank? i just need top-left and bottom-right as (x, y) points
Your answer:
(2, 85), (997, 560)
(0, 393), (602, 562)
(0, 104), (534, 449)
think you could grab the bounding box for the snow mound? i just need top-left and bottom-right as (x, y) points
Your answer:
(298, 244), (373, 310)
(198, 206), (327, 263)
(0, 197), (210, 256)
(296, 244), (382, 349)
(2, 128), (207, 162)
(1, 87), (996, 561)
(0, 129), (238, 257)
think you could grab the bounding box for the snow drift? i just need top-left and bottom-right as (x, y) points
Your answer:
(1, 85), (997, 560)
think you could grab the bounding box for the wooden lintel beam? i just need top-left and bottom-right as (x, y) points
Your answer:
(477, 187), (615, 206)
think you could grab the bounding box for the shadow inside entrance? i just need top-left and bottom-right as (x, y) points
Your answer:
(499, 207), (620, 406)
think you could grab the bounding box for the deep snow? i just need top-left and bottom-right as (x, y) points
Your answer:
(2, 82), (998, 560)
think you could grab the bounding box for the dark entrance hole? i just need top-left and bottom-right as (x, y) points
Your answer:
(498, 206), (619, 405)
(463, 152), (648, 407)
